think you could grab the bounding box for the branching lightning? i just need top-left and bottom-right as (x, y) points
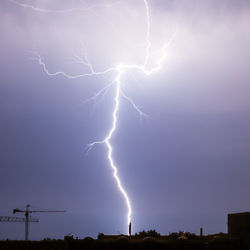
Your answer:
(10, 0), (178, 234)
(9, 0), (122, 13)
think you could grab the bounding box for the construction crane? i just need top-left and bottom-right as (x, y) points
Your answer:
(11, 204), (65, 240)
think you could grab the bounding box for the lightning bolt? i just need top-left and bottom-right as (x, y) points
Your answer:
(10, 0), (178, 234)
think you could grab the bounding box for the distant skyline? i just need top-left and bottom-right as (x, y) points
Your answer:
(0, 0), (250, 240)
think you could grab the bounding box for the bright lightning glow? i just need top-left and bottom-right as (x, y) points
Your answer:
(11, 0), (178, 234)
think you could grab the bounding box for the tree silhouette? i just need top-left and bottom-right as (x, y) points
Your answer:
(135, 229), (160, 238)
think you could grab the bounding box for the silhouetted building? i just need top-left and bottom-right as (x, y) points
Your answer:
(228, 212), (250, 250)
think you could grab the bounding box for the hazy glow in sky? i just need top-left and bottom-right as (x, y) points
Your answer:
(0, 0), (250, 240)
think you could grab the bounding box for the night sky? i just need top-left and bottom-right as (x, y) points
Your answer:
(0, 0), (250, 240)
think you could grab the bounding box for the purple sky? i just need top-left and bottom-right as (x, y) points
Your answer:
(0, 0), (250, 240)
